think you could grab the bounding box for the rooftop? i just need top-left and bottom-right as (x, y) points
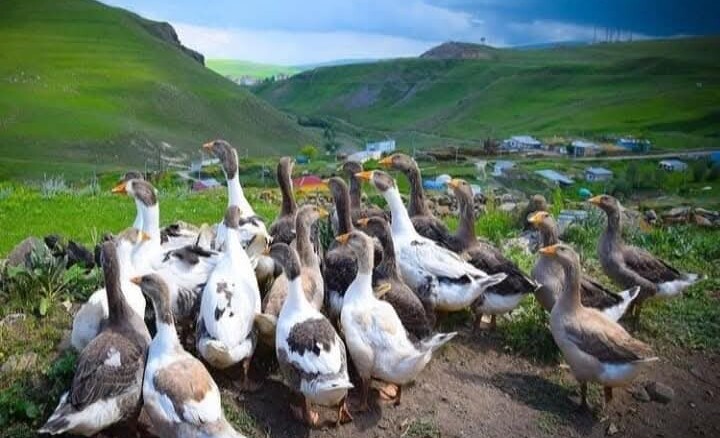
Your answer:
(536, 169), (574, 185)
(585, 167), (613, 175)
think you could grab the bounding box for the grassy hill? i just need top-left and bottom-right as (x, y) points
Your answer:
(257, 37), (720, 150)
(0, 0), (313, 180)
(206, 59), (301, 80)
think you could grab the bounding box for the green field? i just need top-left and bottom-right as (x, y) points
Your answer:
(256, 37), (720, 150)
(206, 59), (301, 80)
(0, 0), (314, 180)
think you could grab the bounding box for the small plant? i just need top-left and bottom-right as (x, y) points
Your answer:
(501, 298), (560, 363)
(39, 176), (69, 198)
(0, 383), (41, 427)
(402, 417), (441, 438)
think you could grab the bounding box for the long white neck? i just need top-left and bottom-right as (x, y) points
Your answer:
(228, 174), (254, 216)
(132, 198), (144, 230)
(225, 228), (247, 261)
(141, 203), (161, 243)
(385, 187), (417, 238)
(345, 272), (374, 303)
(116, 241), (136, 280)
(152, 321), (179, 353)
(282, 277), (312, 315)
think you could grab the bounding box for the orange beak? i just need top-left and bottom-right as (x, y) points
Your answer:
(130, 276), (142, 285)
(111, 182), (127, 194)
(528, 211), (546, 225)
(140, 232), (152, 242)
(355, 171), (373, 181)
(335, 233), (351, 244)
(356, 217), (370, 226)
(378, 156), (393, 167)
(448, 178), (462, 189)
(588, 195), (602, 205)
(539, 244), (559, 256)
(317, 208), (329, 219)
(202, 141), (214, 151)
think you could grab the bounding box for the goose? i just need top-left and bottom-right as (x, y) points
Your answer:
(40, 242), (150, 436)
(70, 230), (147, 351)
(196, 206), (261, 389)
(340, 160), (388, 226)
(448, 178), (538, 330)
(355, 217), (434, 340)
(357, 170), (507, 312)
(528, 211), (639, 322)
(337, 231), (456, 411)
(379, 154), (454, 248)
(268, 157), (298, 245)
(542, 243), (658, 409)
(589, 195), (697, 321)
(202, 139), (270, 261)
(257, 205), (327, 343)
(120, 171), (145, 232)
(267, 243), (353, 427)
(132, 274), (245, 438)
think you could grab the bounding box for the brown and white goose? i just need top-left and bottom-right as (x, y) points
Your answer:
(528, 211), (639, 321)
(341, 160), (388, 225)
(268, 157), (298, 245)
(542, 243), (658, 409)
(133, 274), (245, 438)
(379, 153), (454, 248)
(589, 195), (697, 320)
(448, 178), (538, 330)
(40, 242), (150, 436)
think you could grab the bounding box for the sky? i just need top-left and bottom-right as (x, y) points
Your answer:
(102, 0), (718, 65)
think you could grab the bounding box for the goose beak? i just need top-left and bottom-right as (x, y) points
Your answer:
(202, 141), (214, 151)
(356, 217), (370, 226)
(130, 276), (142, 285)
(111, 182), (127, 194)
(527, 212), (545, 225)
(318, 208), (329, 219)
(335, 233), (351, 244)
(448, 179), (461, 189)
(539, 244), (559, 256)
(355, 171), (373, 181)
(588, 195), (602, 205)
(378, 156), (393, 167)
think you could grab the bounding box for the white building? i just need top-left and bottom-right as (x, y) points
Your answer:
(585, 167), (613, 182)
(571, 140), (600, 157)
(502, 135), (542, 151)
(659, 159), (688, 172)
(366, 139), (396, 153)
(492, 160), (515, 176)
(347, 150), (382, 163)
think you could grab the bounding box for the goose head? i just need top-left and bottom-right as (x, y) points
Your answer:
(539, 243), (580, 268)
(266, 242), (301, 280)
(131, 273), (172, 322)
(112, 179), (157, 208)
(223, 205), (242, 229)
(121, 171), (144, 182)
(355, 217), (391, 247)
(354, 170), (396, 194)
(448, 178), (472, 198)
(378, 153), (416, 172)
(202, 139), (238, 179)
(296, 204), (328, 227)
(341, 160), (363, 177)
(335, 230), (374, 268)
(528, 210), (554, 229)
(588, 194), (620, 215)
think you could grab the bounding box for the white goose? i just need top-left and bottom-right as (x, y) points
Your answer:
(70, 230), (147, 351)
(356, 170), (507, 312)
(268, 243), (353, 427)
(338, 231), (456, 411)
(132, 274), (245, 438)
(196, 206), (261, 388)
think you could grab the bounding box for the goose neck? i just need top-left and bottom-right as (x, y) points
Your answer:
(385, 188), (416, 238)
(405, 166), (429, 217)
(228, 174), (254, 216)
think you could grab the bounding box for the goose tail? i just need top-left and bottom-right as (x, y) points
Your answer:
(420, 331), (457, 353)
(38, 393), (73, 435)
(602, 286), (640, 322)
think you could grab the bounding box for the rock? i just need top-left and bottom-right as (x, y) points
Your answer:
(6, 237), (46, 269)
(630, 385), (651, 402)
(646, 381), (674, 404)
(0, 313), (26, 327)
(666, 206), (690, 217)
(644, 209), (658, 224)
(499, 202), (517, 213)
(606, 422), (619, 436)
(692, 214), (713, 227)
(1, 352), (38, 374)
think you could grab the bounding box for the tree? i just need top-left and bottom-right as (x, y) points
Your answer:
(299, 144), (318, 161)
(323, 127), (339, 154)
(482, 138), (499, 155)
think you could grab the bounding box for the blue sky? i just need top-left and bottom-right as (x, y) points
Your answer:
(103, 0), (718, 65)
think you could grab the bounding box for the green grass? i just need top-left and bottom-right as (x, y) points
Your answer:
(206, 59), (301, 80)
(257, 36), (720, 150)
(0, 0), (314, 180)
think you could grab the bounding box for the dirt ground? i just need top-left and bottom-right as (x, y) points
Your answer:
(202, 327), (720, 438)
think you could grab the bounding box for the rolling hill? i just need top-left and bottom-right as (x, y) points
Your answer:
(0, 0), (313, 179)
(257, 37), (720, 150)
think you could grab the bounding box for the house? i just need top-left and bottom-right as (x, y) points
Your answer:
(557, 210), (589, 231)
(192, 178), (221, 191)
(571, 140), (600, 157)
(659, 159), (688, 172)
(535, 169), (574, 186)
(710, 152), (720, 164)
(502, 135), (542, 151)
(492, 160), (515, 176)
(585, 167), (613, 182)
(347, 150), (382, 163)
(189, 157), (220, 173)
(617, 138), (651, 152)
(366, 139), (396, 154)
(292, 175), (328, 192)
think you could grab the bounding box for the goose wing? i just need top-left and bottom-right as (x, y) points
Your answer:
(401, 238), (484, 279)
(565, 315), (654, 363)
(282, 317), (344, 375)
(622, 245), (682, 284)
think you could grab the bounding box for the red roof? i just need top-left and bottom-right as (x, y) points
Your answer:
(292, 175), (323, 187)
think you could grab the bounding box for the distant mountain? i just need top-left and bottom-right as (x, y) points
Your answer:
(257, 36), (720, 151)
(206, 60), (301, 80)
(295, 58), (379, 70)
(0, 0), (313, 179)
(420, 41), (497, 60)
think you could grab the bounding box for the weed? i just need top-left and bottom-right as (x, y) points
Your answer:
(402, 417), (441, 438)
(501, 298), (561, 364)
(222, 397), (258, 437)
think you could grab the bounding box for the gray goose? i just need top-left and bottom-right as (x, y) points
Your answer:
(379, 154), (455, 249)
(341, 160), (389, 225)
(542, 243), (657, 410)
(356, 216), (435, 340)
(589, 195), (697, 320)
(40, 242), (150, 436)
(528, 211), (638, 321)
(448, 178), (538, 330)
(269, 156), (298, 245)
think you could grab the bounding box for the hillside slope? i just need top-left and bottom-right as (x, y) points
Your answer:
(257, 37), (720, 150)
(207, 60), (301, 80)
(0, 0), (313, 179)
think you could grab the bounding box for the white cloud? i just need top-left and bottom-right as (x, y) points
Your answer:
(174, 23), (438, 65)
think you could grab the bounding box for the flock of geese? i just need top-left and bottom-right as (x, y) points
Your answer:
(38, 140), (699, 437)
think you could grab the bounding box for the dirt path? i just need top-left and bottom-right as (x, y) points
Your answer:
(215, 329), (720, 438)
